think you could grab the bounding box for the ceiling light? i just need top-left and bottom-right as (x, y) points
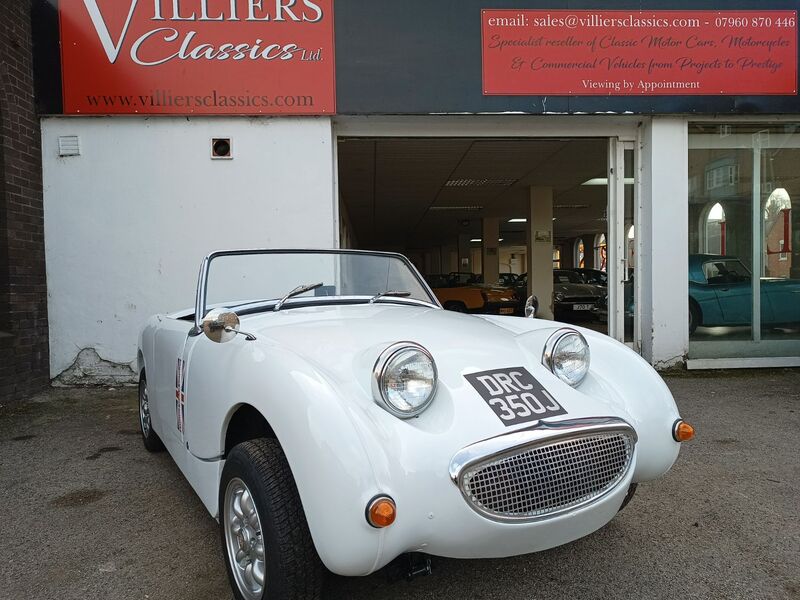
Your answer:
(471, 238), (482, 243)
(508, 218), (527, 223)
(429, 205), (484, 211)
(581, 177), (635, 186)
(446, 178), (517, 187)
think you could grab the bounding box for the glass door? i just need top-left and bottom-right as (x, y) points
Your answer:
(608, 139), (639, 349)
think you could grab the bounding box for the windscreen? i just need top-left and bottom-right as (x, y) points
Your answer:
(554, 271), (583, 284)
(703, 259), (751, 284)
(205, 251), (434, 311)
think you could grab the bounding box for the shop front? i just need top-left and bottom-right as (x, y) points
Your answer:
(34, 1), (800, 382)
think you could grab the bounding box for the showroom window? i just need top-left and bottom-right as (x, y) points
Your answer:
(626, 225), (636, 275)
(688, 124), (800, 360)
(574, 238), (585, 268)
(594, 233), (607, 271)
(704, 202), (726, 254)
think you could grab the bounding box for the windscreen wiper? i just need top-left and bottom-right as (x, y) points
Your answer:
(369, 290), (411, 304)
(274, 282), (323, 312)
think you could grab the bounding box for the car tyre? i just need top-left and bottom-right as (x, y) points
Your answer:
(689, 301), (701, 335)
(138, 372), (165, 452)
(220, 439), (324, 600)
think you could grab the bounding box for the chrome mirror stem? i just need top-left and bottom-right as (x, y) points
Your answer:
(224, 326), (256, 341)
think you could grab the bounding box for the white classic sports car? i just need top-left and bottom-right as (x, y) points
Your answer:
(137, 249), (694, 600)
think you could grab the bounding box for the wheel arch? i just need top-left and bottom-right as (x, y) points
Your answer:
(222, 403), (277, 458)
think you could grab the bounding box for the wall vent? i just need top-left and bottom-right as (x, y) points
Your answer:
(211, 138), (232, 159)
(58, 135), (81, 157)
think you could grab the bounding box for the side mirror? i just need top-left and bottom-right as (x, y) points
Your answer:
(201, 309), (242, 343)
(525, 295), (539, 318)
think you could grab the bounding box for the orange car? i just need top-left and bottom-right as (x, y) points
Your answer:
(425, 273), (521, 315)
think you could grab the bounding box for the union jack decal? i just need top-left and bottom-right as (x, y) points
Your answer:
(176, 358), (186, 433)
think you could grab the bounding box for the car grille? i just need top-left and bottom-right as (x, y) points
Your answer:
(459, 432), (634, 521)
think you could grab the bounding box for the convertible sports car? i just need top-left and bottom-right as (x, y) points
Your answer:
(689, 254), (800, 333)
(571, 268), (608, 287)
(425, 272), (520, 315)
(552, 269), (605, 320)
(137, 249), (693, 600)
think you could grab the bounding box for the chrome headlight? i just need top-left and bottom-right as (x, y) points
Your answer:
(554, 291), (565, 303)
(372, 342), (437, 418)
(542, 329), (590, 386)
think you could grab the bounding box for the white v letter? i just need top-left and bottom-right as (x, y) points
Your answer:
(82, 0), (139, 64)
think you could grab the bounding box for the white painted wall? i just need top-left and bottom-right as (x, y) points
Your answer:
(42, 116), (335, 381)
(640, 117), (689, 368)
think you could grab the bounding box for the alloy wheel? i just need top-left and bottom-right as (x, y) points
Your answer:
(224, 478), (267, 600)
(139, 381), (151, 437)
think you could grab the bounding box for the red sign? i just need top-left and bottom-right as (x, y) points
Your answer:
(59, 0), (335, 114)
(482, 10), (798, 96)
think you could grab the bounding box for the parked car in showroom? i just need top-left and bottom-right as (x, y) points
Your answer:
(137, 249), (693, 600)
(571, 267), (608, 287)
(689, 253), (800, 333)
(508, 272), (533, 305)
(591, 273), (634, 325)
(495, 272), (530, 312)
(497, 272), (521, 287)
(553, 269), (605, 321)
(425, 272), (520, 315)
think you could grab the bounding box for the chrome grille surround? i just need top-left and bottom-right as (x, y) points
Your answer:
(450, 417), (636, 523)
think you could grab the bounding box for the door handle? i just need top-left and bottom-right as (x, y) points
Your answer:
(720, 288), (729, 291)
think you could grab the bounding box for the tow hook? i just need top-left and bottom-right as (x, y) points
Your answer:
(405, 553), (433, 581)
(386, 552), (433, 583)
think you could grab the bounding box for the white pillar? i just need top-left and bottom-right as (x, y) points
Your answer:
(580, 233), (596, 268)
(482, 217), (500, 284)
(640, 117), (689, 367)
(527, 186), (554, 320)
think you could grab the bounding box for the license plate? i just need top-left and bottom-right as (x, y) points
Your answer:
(499, 307), (515, 314)
(464, 367), (568, 426)
(573, 304), (593, 311)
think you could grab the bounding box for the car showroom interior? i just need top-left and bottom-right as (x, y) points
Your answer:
(337, 136), (626, 335)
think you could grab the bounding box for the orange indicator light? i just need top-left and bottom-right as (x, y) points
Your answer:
(672, 420), (695, 442)
(366, 495), (397, 528)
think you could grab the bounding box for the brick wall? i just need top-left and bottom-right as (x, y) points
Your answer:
(0, 0), (49, 402)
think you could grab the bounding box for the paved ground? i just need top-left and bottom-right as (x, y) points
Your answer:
(1, 370), (798, 600)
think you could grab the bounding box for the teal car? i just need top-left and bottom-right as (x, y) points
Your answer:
(688, 254), (800, 333)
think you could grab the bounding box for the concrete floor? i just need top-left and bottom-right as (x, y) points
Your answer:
(1, 370), (798, 600)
